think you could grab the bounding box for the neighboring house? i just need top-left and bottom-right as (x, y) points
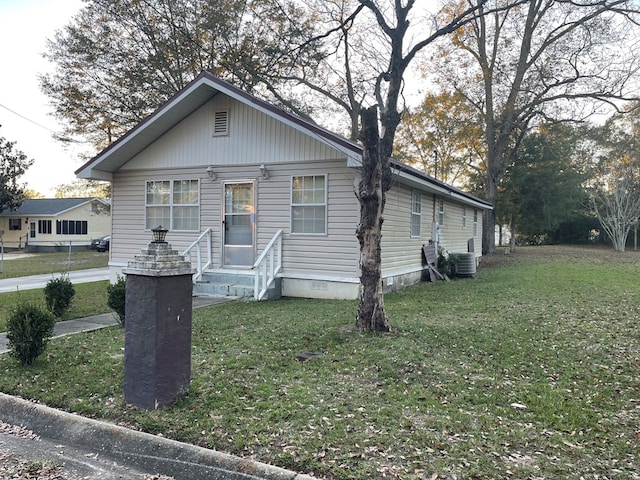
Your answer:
(0, 198), (111, 252)
(75, 71), (492, 300)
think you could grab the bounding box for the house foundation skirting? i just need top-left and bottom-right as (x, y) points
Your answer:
(281, 277), (360, 300)
(382, 269), (425, 294)
(108, 264), (430, 300)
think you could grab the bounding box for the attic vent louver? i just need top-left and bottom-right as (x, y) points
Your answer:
(213, 110), (229, 136)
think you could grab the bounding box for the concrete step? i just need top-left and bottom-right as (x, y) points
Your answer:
(193, 272), (282, 300)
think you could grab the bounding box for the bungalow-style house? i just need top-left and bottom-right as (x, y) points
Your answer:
(0, 198), (111, 252)
(75, 71), (492, 300)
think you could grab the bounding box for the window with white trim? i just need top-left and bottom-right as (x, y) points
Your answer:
(438, 199), (445, 226)
(462, 206), (467, 228)
(411, 190), (421, 237)
(145, 179), (199, 231)
(291, 175), (327, 234)
(473, 209), (478, 236)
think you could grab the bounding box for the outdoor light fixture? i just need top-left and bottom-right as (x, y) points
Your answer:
(206, 165), (216, 180)
(151, 225), (169, 243)
(259, 164), (269, 179)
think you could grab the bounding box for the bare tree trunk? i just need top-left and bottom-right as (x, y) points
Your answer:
(509, 215), (517, 254)
(355, 106), (390, 332)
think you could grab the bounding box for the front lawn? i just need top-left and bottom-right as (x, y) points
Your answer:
(0, 246), (637, 479)
(0, 281), (111, 332)
(0, 250), (108, 279)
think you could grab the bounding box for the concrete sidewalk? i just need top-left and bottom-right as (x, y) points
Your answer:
(0, 295), (316, 479)
(0, 312), (119, 354)
(0, 295), (235, 353)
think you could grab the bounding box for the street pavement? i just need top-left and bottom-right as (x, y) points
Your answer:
(0, 267), (110, 293)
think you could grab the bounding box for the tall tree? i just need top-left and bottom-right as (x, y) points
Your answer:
(498, 124), (588, 248)
(41, 0), (323, 149)
(43, 0), (511, 332)
(351, 1), (522, 331)
(590, 173), (640, 252)
(589, 105), (640, 251)
(432, 0), (640, 254)
(394, 91), (485, 185)
(54, 179), (111, 199)
(0, 131), (33, 213)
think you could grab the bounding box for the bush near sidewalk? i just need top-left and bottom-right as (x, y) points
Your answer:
(44, 275), (75, 317)
(6, 303), (55, 365)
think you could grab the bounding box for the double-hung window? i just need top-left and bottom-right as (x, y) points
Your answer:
(291, 175), (326, 234)
(411, 190), (421, 237)
(438, 199), (445, 226)
(473, 209), (478, 236)
(145, 179), (199, 231)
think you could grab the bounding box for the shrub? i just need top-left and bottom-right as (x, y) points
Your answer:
(44, 275), (75, 317)
(437, 247), (457, 277)
(107, 275), (126, 326)
(6, 303), (56, 365)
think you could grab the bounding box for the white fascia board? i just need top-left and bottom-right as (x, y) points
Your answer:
(76, 169), (113, 182)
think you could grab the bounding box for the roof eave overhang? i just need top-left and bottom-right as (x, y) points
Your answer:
(75, 72), (362, 180)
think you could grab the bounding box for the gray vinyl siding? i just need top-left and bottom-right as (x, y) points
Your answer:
(107, 90), (487, 284)
(110, 160), (361, 279)
(437, 199), (481, 255)
(256, 161), (360, 278)
(381, 185), (431, 275)
(120, 97), (341, 171)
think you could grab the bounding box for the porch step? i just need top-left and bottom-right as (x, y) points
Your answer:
(193, 272), (281, 300)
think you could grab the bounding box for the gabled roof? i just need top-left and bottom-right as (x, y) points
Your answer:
(75, 71), (491, 210)
(75, 71), (362, 181)
(0, 198), (109, 217)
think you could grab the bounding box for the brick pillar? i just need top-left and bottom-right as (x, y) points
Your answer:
(122, 238), (195, 409)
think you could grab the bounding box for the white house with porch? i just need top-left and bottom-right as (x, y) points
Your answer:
(75, 71), (492, 300)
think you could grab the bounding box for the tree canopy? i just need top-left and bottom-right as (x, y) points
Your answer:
(40, 0), (323, 149)
(0, 131), (33, 213)
(498, 124), (588, 245)
(431, 0), (640, 253)
(588, 105), (640, 251)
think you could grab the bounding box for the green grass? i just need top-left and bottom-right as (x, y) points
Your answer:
(0, 246), (638, 479)
(0, 250), (110, 330)
(0, 281), (110, 331)
(0, 250), (108, 279)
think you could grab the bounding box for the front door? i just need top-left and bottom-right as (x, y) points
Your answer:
(29, 221), (37, 241)
(222, 182), (255, 266)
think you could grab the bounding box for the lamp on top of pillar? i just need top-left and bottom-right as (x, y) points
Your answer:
(151, 225), (169, 244)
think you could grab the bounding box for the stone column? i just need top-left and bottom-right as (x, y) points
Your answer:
(122, 229), (195, 409)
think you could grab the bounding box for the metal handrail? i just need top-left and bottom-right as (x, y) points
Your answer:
(253, 229), (283, 300)
(182, 228), (213, 282)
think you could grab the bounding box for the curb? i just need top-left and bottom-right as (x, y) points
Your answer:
(0, 393), (317, 480)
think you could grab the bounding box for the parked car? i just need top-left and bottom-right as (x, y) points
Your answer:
(90, 237), (103, 249)
(96, 236), (110, 252)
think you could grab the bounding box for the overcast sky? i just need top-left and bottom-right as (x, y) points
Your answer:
(0, 0), (87, 197)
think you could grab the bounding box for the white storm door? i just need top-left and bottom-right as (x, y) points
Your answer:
(222, 182), (255, 266)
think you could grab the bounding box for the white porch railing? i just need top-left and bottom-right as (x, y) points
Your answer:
(253, 229), (283, 301)
(182, 228), (213, 282)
